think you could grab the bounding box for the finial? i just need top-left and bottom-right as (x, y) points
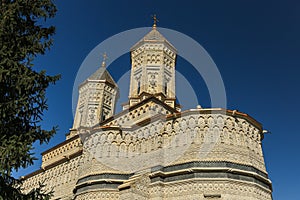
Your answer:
(101, 52), (108, 68)
(151, 14), (159, 29)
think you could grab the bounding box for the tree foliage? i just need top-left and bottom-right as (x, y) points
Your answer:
(0, 0), (59, 199)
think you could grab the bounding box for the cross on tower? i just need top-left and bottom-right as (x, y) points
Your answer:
(151, 14), (159, 28)
(101, 52), (108, 67)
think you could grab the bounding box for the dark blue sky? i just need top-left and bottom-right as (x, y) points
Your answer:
(13, 1), (300, 199)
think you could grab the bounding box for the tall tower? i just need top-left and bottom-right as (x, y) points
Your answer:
(73, 54), (119, 129)
(127, 18), (177, 109)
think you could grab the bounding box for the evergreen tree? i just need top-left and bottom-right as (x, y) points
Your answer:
(0, 0), (59, 199)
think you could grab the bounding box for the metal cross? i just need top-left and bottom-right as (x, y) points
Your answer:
(101, 52), (108, 67)
(151, 14), (159, 28)
(103, 52), (108, 62)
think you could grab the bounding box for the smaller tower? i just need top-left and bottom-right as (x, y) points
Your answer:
(73, 54), (119, 129)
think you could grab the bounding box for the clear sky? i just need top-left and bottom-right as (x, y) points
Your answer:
(13, 0), (300, 199)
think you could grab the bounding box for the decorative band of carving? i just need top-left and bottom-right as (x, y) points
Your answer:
(152, 161), (268, 178)
(74, 173), (133, 195)
(74, 161), (271, 196)
(150, 161), (272, 191)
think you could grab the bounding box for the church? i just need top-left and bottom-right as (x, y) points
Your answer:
(22, 21), (273, 200)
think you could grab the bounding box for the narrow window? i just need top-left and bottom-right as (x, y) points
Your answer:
(101, 110), (106, 121)
(164, 82), (168, 95)
(137, 81), (141, 94)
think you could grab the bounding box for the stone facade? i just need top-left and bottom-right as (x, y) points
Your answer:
(72, 60), (119, 129)
(22, 26), (272, 200)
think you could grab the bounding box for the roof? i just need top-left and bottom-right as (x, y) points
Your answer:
(99, 95), (178, 126)
(87, 66), (117, 87)
(131, 28), (177, 52)
(143, 28), (166, 41)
